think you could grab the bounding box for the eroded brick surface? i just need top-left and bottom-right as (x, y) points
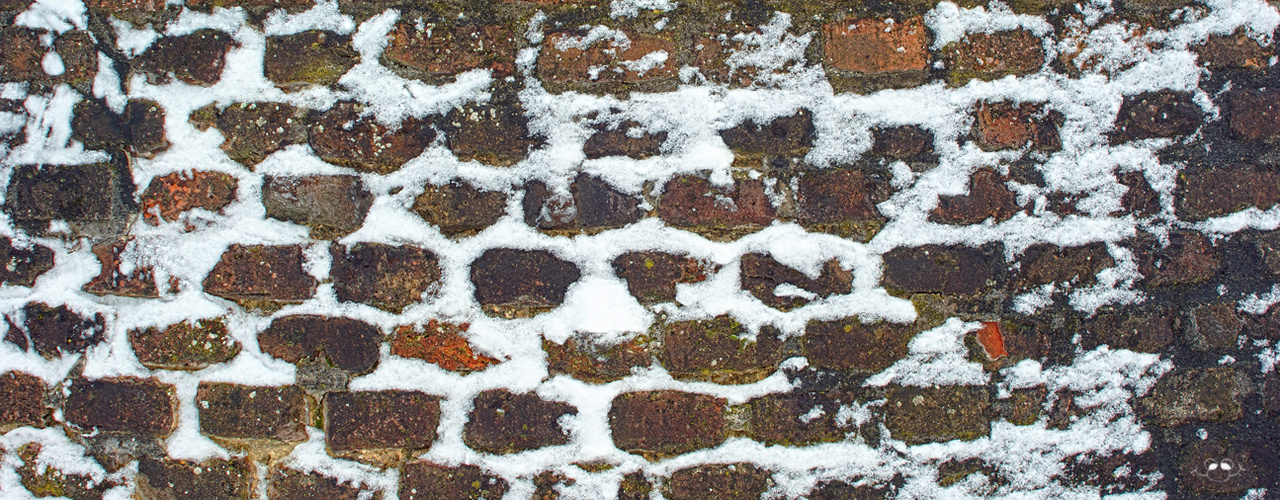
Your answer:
(973, 101), (1063, 151)
(661, 316), (784, 383)
(545, 335), (652, 383)
(611, 251), (709, 304)
(325, 391), (440, 451)
(391, 321), (499, 372)
(136, 458), (256, 500)
(83, 239), (160, 298)
(262, 175), (373, 239)
(258, 315), (381, 374)
(202, 102), (308, 165)
(538, 29), (678, 88)
(443, 99), (541, 165)
(137, 31), (237, 86)
(803, 318), (915, 373)
(385, 22), (516, 79)
(267, 467), (376, 499)
(5, 303), (106, 358)
(824, 17), (929, 75)
(719, 110), (813, 155)
(583, 120), (666, 159)
(0, 371), (46, 428)
(331, 243), (441, 312)
(1110, 90), (1203, 142)
(197, 383), (308, 442)
(1140, 366), (1243, 426)
(0, 238), (55, 287)
(400, 462), (508, 500)
(264, 31), (359, 90)
(929, 168), (1021, 225)
(941, 30), (1045, 84)
(65, 378), (175, 436)
(4, 163), (137, 236)
(664, 463), (771, 500)
(413, 180), (508, 235)
(202, 244), (318, 304)
(309, 102), (434, 174)
(470, 248), (580, 317)
(139, 170), (237, 224)
(658, 175), (776, 233)
(883, 386), (992, 444)
(129, 318), (240, 370)
(610, 390), (726, 459)
(740, 253), (852, 310)
(464, 389), (575, 454)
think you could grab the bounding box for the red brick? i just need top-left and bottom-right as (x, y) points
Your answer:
(1194, 30), (1272, 70)
(257, 315), (381, 375)
(882, 244), (1004, 295)
(5, 303), (105, 359)
(610, 390), (725, 458)
(0, 238), (55, 287)
(883, 385), (991, 444)
(583, 120), (666, 159)
(1176, 165), (1280, 220)
(185, 0), (310, 8)
(747, 392), (842, 445)
(137, 31), (238, 86)
(390, 321), (499, 372)
(545, 335), (652, 383)
(325, 390), (440, 451)
(719, 110), (813, 155)
(412, 180), (508, 235)
(202, 244), (318, 303)
(940, 30), (1044, 84)
(1110, 90), (1203, 142)
(658, 175), (776, 232)
(1011, 242), (1114, 290)
(129, 318), (240, 370)
(538, 29), (678, 85)
(136, 458), (256, 500)
(661, 316), (783, 383)
(0, 371), (47, 428)
(83, 239), (161, 298)
(1228, 90), (1280, 141)
(463, 389), (575, 454)
(664, 463), (771, 500)
(470, 248), (581, 317)
(204, 102), (308, 166)
(1131, 231), (1222, 286)
(929, 168), (1021, 225)
(0, 27), (46, 82)
(690, 29), (766, 87)
(196, 383), (308, 442)
(794, 168), (891, 235)
(974, 321), (1007, 360)
(443, 99), (541, 166)
(611, 251), (710, 304)
(262, 175), (373, 239)
(524, 174), (642, 231)
(384, 22), (516, 79)
(330, 243), (441, 313)
(267, 467), (376, 499)
(64, 378), (175, 436)
(823, 17), (929, 74)
(309, 102), (434, 174)
(140, 171), (238, 224)
(53, 31), (97, 85)
(264, 31), (359, 90)
(973, 101), (1062, 151)
(400, 462), (508, 500)
(84, 0), (164, 10)
(740, 254), (852, 310)
(803, 318), (914, 372)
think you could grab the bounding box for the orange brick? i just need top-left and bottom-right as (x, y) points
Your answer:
(538, 30), (677, 84)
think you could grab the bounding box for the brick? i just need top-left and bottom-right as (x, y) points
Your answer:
(196, 383), (308, 441)
(1264, 371), (1279, 418)
(538, 29), (678, 86)
(129, 318), (240, 371)
(0, 238), (54, 287)
(1185, 302), (1242, 350)
(65, 378), (175, 436)
(994, 387), (1045, 426)
(973, 101), (1063, 151)
(1081, 310), (1175, 352)
(524, 174), (642, 231)
(137, 30), (238, 86)
(1177, 441), (1258, 494)
(523, 181), (574, 229)
(140, 170), (238, 224)
(611, 251), (710, 304)
(331, 243), (441, 313)
(84, 0), (163, 10)
(809, 481), (893, 500)
(881, 244), (1004, 295)
(1194, 30), (1272, 70)
(384, 22), (515, 79)
(929, 168), (1021, 225)
(583, 120), (666, 159)
(267, 467), (376, 499)
(391, 321), (499, 372)
(206, 102), (308, 166)
(658, 176), (776, 233)
(803, 318), (914, 372)
(1011, 242), (1114, 290)
(257, 315), (381, 374)
(940, 30), (1044, 84)
(823, 17), (929, 75)
(533, 471), (572, 500)
(883, 385), (991, 444)
(1257, 231), (1280, 274)
(83, 239), (161, 298)
(617, 472), (653, 500)
(400, 462), (508, 500)
(1139, 366), (1243, 426)
(4, 163), (137, 236)
(136, 458), (256, 500)
(185, 0), (310, 8)
(1131, 232), (1222, 286)
(748, 392), (842, 445)
(871, 125), (935, 161)
(53, 31), (98, 85)
(264, 31), (359, 90)
(309, 102), (434, 174)
(5, 303), (105, 358)
(1110, 90), (1202, 142)
(740, 254), (852, 310)
(470, 248), (581, 317)
(263, 175), (373, 239)
(202, 244), (318, 303)
(463, 389), (575, 454)
(121, 100), (169, 157)
(1227, 90), (1280, 141)
(719, 110), (813, 155)
(0, 371), (46, 428)
(610, 390), (726, 458)
(1118, 170), (1160, 217)
(664, 463), (771, 500)
(72, 99), (170, 157)
(325, 391), (440, 451)
(661, 316), (783, 383)
(794, 168), (891, 234)
(443, 99), (541, 166)
(1175, 165), (1280, 220)
(412, 180), (508, 235)
(0, 27), (45, 82)
(16, 444), (113, 500)
(545, 335), (652, 383)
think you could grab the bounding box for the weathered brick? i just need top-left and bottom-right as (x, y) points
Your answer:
(16, 444), (113, 500)
(140, 170), (238, 224)
(0, 238), (55, 287)
(204, 102), (308, 166)
(973, 101), (1063, 151)
(53, 31), (98, 85)
(384, 22), (515, 79)
(809, 481), (893, 500)
(719, 110), (812, 155)
(0, 27), (46, 82)
(1131, 232), (1222, 286)
(1177, 441), (1258, 494)
(617, 471), (653, 500)
(883, 385), (991, 444)
(583, 120), (666, 159)
(258, 315), (381, 375)
(185, 0), (310, 8)
(1110, 90), (1203, 142)
(264, 31), (359, 90)
(1175, 165), (1280, 220)
(267, 467), (377, 499)
(524, 174), (642, 231)
(400, 462), (508, 500)
(1118, 170), (1160, 217)
(197, 383), (308, 442)
(470, 248), (581, 317)
(664, 463), (771, 500)
(463, 389), (575, 454)
(4, 163), (137, 236)
(1011, 242), (1114, 290)
(136, 458), (256, 500)
(545, 335), (652, 383)
(610, 390), (726, 458)
(929, 168), (1021, 225)
(611, 251), (710, 304)
(83, 0), (164, 10)
(658, 175), (776, 233)
(872, 125), (935, 162)
(1257, 231), (1280, 275)
(940, 30), (1045, 84)
(65, 378), (175, 436)
(881, 244), (1004, 295)
(1081, 310), (1175, 352)
(1140, 366), (1243, 426)
(823, 17), (929, 75)
(202, 244), (318, 303)
(661, 316), (783, 383)
(689, 29), (764, 87)
(137, 31), (238, 86)
(1194, 30), (1272, 70)
(83, 239), (162, 298)
(412, 180), (508, 236)
(538, 29), (678, 87)
(129, 318), (240, 371)
(263, 175), (373, 239)
(5, 303), (105, 358)
(1264, 371), (1279, 418)
(1227, 90), (1280, 141)
(443, 99), (541, 166)
(309, 102), (434, 174)
(740, 254), (852, 310)
(794, 168), (891, 237)
(391, 321), (499, 372)
(325, 391), (440, 451)
(72, 99), (170, 157)
(533, 471), (572, 500)
(330, 243), (440, 313)
(803, 318), (914, 372)
(994, 387), (1046, 426)
(748, 392), (842, 445)
(0, 371), (47, 428)
(1186, 302), (1242, 350)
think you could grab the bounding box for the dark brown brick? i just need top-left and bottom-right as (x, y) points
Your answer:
(545, 335), (653, 383)
(1264, 371), (1279, 418)
(533, 471), (573, 500)
(5, 303), (105, 358)
(1186, 302), (1242, 350)
(1258, 231), (1280, 275)
(1194, 30), (1272, 70)
(973, 101), (1063, 151)
(1118, 170), (1160, 217)
(1081, 310), (1176, 352)
(136, 458), (255, 500)
(1140, 366), (1243, 426)
(740, 253), (852, 310)
(664, 463), (771, 500)
(1175, 166), (1280, 221)
(309, 102), (434, 174)
(871, 125), (935, 161)
(719, 110), (813, 155)
(882, 244), (1003, 295)
(1131, 232), (1222, 286)
(1110, 90), (1202, 142)
(53, 31), (97, 85)
(538, 29), (678, 87)
(16, 444), (113, 500)
(263, 175), (373, 239)
(185, 0), (310, 8)
(794, 168), (891, 234)
(206, 102), (308, 166)
(883, 385), (991, 444)
(583, 120), (666, 159)
(611, 251), (710, 304)
(137, 31), (238, 86)
(384, 22), (515, 79)
(617, 471), (653, 500)
(823, 17), (929, 75)
(331, 243), (440, 313)
(65, 378), (175, 436)
(929, 168), (1021, 225)
(610, 390), (726, 459)
(661, 316), (783, 383)
(83, 0), (163, 10)
(748, 392), (842, 445)
(197, 383), (308, 442)
(202, 244), (318, 303)
(1227, 90), (1280, 141)
(658, 175), (776, 232)
(1012, 242), (1114, 290)
(140, 170), (238, 224)
(400, 462), (508, 500)
(412, 180), (508, 235)
(470, 248), (580, 317)
(4, 163), (137, 236)
(1177, 441), (1259, 494)
(391, 321), (499, 372)
(122, 99), (170, 157)
(129, 318), (240, 371)
(264, 31), (359, 90)
(258, 315), (381, 375)
(803, 318), (914, 372)
(0, 238), (54, 287)
(325, 391), (440, 451)
(463, 389), (575, 454)
(443, 99), (541, 166)
(809, 481), (893, 500)
(940, 30), (1044, 84)
(524, 174), (642, 231)
(72, 99), (169, 157)
(83, 239), (161, 298)
(0, 371), (46, 428)
(267, 467), (376, 499)
(0, 27), (46, 82)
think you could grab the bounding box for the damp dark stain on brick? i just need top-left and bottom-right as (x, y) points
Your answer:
(309, 102), (434, 174)
(264, 31), (359, 90)
(803, 317), (915, 373)
(883, 385), (992, 444)
(881, 243), (1004, 295)
(793, 168), (892, 238)
(718, 109), (813, 155)
(72, 99), (170, 158)
(257, 315), (381, 375)
(399, 462), (508, 500)
(1193, 30), (1272, 70)
(5, 303), (106, 359)
(747, 392), (843, 446)
(1226, 89), (1280, 141)
(0, 238), (54, 287)
(136, 30), (238, 86)
(412, 180), (508, 236)
(740, 254), (853, 310)
(872, 125), (936, 162)
(64, 378), (175, 436)
(262, 175), (374, 239)
(610, 390), (726, 459)
(463, 389), (575, 454)
(4, 163), (138, 237)
(196, 383), (308, 442)
(331, 243), (441, 313)
(611, 251), (710, 304)
(470, 248), (581, 317)
(202, 244), (318, 304)
(139, 170), (238, 224)
(136, 458), (255, 500)
(1080, 309), (1176, 352)
(0, 371), (47, 428)
(128, 318), (241, 371)
(1130, 231), (1222, 286)
(324, 390), (441, 452)
(1139, 366), (1243, 426)
(1109, 90), (1203, 142)
(663, 463), (772, 500)
(583, 120), (666, 159)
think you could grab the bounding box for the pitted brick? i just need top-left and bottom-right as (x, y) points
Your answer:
(309, 102), (434, 174)
(5, 303), (106, 359)
(391, 321), (499, 372)
(0, 238), (55, 287)
(262, 175), (373, 239)
(202, 244), (318, 304)
(545, 335), (652, 383)
(740, 253), (852, 310)
(470, 248), (580, 317)
(83, 239), (161, 298)
(663, 463), (771, 500)
(658, 175), (776, 234)
(661, 316), (784, 383)
(129, 318), (240, 371)
(413, 180), (508, 236)
(65, 378), (175, 436)
(384, 22), (516, 79)
(267, 467), (377, 499)
(137, 30), (238, 86)
(611, 251), (710, 304)
(443, 99), (542, 166)
(197, 383), (308, 442)
(1140, 366), (1243, 426)
(610, 390), (726, 459)
(1110, 90), (1202, 142)
(264, 31), (359, 90)
(883, 385), (991, 444)
(325, 391), (440, 452)
(331, 243), (441, 313)
(973, 101), (1063, 151)
(258, 315), (381, 375)
(803, 318), (915, 373)
(940, 30), (1044, 85)
(463, 389), (575, 454)
(139, 170), (237, 224)
(136, 458), (256, 500)
(400, 462), (508, 500)
(0, 371), (47, 428)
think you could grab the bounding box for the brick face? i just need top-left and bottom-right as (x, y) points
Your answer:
(463, 389), (575, 454)
(197, 383), (308, 442)
(470, 249), (581, 317)
(137, 31), (238, 86)
(64, 378), (175, 436)
(823, 17), (929, 74)
(385, 22), (516, 79)
(610, 390), (726, 458)
(940, 30), (1045, 84)
(0, 371), (46, 428)
(324, 391), (440, 451)
(660, 316), (784, 383)
(400, 462), (508, 500)
(538, 29), (678, 86)
(257, 315), (382, 374)
(658, 176), (776, 232)
(202, 245), (318, 304)
(330, 243), (441, 313)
